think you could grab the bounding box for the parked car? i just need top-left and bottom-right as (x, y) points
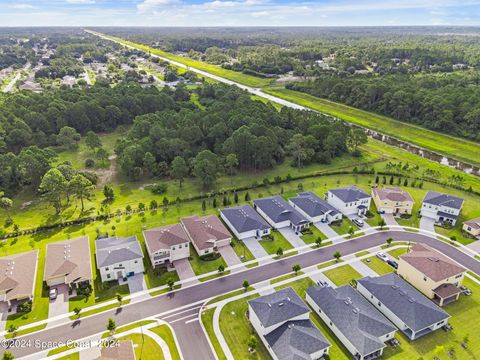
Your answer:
(376, 252), (389, 262)
(352, 218), (364, 227)
(387, 259), (398, 269)
(460, 286), (472, 296)
(49, 288), (58, 300)
(317, 280), (328, 287)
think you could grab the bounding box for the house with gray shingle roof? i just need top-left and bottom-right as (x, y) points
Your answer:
(420, 191), (463, 226)
(220, 205), (271, 240)
(289, 192), (342, 224)
(357, 273), (450, 340)
(95, 236), (144, 282)
(253, 196), (310, 233)
(327, 186), (371, 216)
(306, 285), (396, 360)
(248, 287), (330, 360)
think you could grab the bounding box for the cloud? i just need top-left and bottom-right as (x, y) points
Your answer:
(137, 0), (180, 13)
(8, 3), (35, 9)
(65, 0), (95, 4)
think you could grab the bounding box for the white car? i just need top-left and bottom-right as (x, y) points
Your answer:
(376, 252), (389, 262)
(352, 218), (364, 227)
(49, 288), (58, 300)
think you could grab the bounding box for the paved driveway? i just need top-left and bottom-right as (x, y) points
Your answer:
(243, 237), (271, 264)
(278, 227), (307, 251)
(0, 302), (9, 331)
(217, 245), (244, 272)
(349, 259), (379, 277)
(126, 274), (147, 294)
(382, 213), (399, 226)
(173, 258), (199, 284)
(314, 222), (338, 239)
(467, 241), (480, 253)
(420, 216), (436, 233)
(47, 284), (69, 327)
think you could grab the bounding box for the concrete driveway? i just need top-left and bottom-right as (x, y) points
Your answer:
(48, 284), (69, 325)
(217, 245), (244, 272)
(126, 274), (147, 294)
(420, 216), (436, 233)
(349, 259), (380, 277)
(382, 213), (399, 226)
(314, 222), (338, 239)
(173, 258), (199, 284)
(278, 227), (307, 251)
(0, 302), (9, 331)
(243, 237), (271, 264)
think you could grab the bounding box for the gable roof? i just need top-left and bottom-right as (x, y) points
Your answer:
(144, 224), (190, 254)
(464, 217), (480, 230)
(253, 196), (309, 226)
(95, 236), (143, 268)
(96, 340), (135, 360)
(0, 250), (38, 301)
(358, 273), (449, 332)
(181, 215), (231, 250)
(220, 205), (270, 234)
(423, 191), (463, 210)
(45, 236), (92, 283)
(400, 244), (465, 281)
(264, 320), (330, 360)
(307, 285), (395, 357)
(329, 186), (370, 203)
(248, 287), (309, 328)
(372, 187), (414, 203)
(289, 192), (340, 218)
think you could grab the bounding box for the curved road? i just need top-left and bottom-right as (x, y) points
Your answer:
(8, 230), (480, 358)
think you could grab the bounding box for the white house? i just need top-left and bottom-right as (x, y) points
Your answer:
(289, 191), (342, 224)
(357, 274), (450, 340)
(95, 236), (145, 282)
(420, 191), (464, 226)
(248, 287), (330, 360)
(143, 224), (190, 267)
(220, 205), (271, 240)
(327, 186), (371, 216)
(253, 196), (309, 233)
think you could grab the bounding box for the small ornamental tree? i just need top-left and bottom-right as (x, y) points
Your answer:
(386, 238), (393, 247)
(106, 318), (116, 334)
(243, 280), (250, 292)
(333, 251), (342, 262)
(292, 264), (301, 275)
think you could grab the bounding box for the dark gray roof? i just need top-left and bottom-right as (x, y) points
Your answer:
(264, 320), (330, 360)
(329, 186), (370, 203)
(253, 196), (309, 226)
(358, 273), (449, 332)
(95, 236), (143, 268)
(289, 192), (340, 218)
(423, 191), (463, 210)
(248, 287), (310, 327)
(220, 205), (270, 233)
(307, 285), (395, 357)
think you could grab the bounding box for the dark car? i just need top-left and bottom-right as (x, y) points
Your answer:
(387, 260), (398, 269)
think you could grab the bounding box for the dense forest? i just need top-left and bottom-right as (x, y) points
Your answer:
(288, 72), (480, 141)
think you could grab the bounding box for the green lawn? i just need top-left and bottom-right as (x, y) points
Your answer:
(219, 295), (270, 360)
(362, 257), (393, 275)
(101, 320), (155, 338)
(309, 313), (350, 360)
(274, 278), (315, 298)
(318, 259), (343, 269)
(300, 226), (327, 244)
(144, 263), (179, 290)
(330, 218), (359, 236)
(365, 202), (384, 227)
(259, 230), (293, 255)
(355, 250), (370, 257)
(323, 264), (362, 286)
(56, 353), (79, 360)
(189, 247), (227, 276)
(150, 325), (182, 360)
(264, 87), (480, 168)
(388, 247), (409, 259)
(231, 237), (256, 263)
(118, 333), (164, 360)
(201, 308), (227, 360)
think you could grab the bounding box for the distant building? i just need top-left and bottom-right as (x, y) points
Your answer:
(181, 215), (231, 256)
(398, 244), (466, 306)
(253, 195), (310, 232)
(95, 236), (144, 282)
(372, 187), (414, 215)
(220, 205), (271, 240)
(327, 186), (371, 216)
(248, 287), (330, 360)
(143, 224), (190, 267)
(357, 273), (450, 340)
(289, 192), (342, 224)
(420, 191), (463, 226)
(0, 250), (38, 305)
(463, 217), (480, 238)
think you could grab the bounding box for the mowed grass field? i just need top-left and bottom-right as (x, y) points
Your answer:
(263, 87), (480, 168)
(102, 33), (273, 88)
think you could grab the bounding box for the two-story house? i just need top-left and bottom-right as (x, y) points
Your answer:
(420, 191), (464, 226)
(248, 287), (330, 360)
(144, 224), (190, 267)
(326, 186), (371, 216)
(463, 217), (480, 238)
(371, 187), (414, 215)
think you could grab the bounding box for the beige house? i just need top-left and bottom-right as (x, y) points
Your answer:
(398, 244), (466, 306)
(181, 215), (231, 256)
(44, 236), (93, 288)
(0, 250), (38, 305)
(372, 187), (414, 215)
(463, 217), (480, 238)
(143, 224), (190, 267)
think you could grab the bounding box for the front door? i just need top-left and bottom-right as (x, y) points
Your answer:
(117, 271), (123, 279)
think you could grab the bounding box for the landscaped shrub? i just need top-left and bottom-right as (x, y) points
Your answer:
(85, 158), (95, 168)
(199, 253), (221, 261)
(150, 183), (168, 194)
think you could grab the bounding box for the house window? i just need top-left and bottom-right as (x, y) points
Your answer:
(134, 260), (138, 264)
(106, 267), (109, 271)
(107, 274), (111, 279)
(423, 276), (427, 281)
(329, 321), (332, 326)
(378, 302), (381, 307)
(172, 247), (176, 250)
(178, 244), (182, 248)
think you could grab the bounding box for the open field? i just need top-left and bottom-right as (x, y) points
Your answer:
(264, 87), (480, 168)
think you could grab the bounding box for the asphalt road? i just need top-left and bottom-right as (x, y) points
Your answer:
(8, 230), (480, 358)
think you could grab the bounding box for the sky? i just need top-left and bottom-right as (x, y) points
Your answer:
(1, 0), (480, 27)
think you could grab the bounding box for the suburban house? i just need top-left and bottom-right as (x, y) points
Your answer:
(253, 195), (310, 233)
(0, 250), (38, 305)
(306, 285), (396, 360)
(357, 273), (450, 340)
(44, 236), (93, 288)
(248, 287), (331, 360)
(420, 191), (464, 226)
(327, 186), (371, 216)
(181, 215), (231, 256)
(372, 187), (414, 215)
(95, 340), (136, 360)
(143, 224), (190, 267)
(220, 204), (271, 240)
(289, 192), (342, 224)
(463, 217), (480, 238)
(95, 236), (145, 282)
(398, 244), (466, 306)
